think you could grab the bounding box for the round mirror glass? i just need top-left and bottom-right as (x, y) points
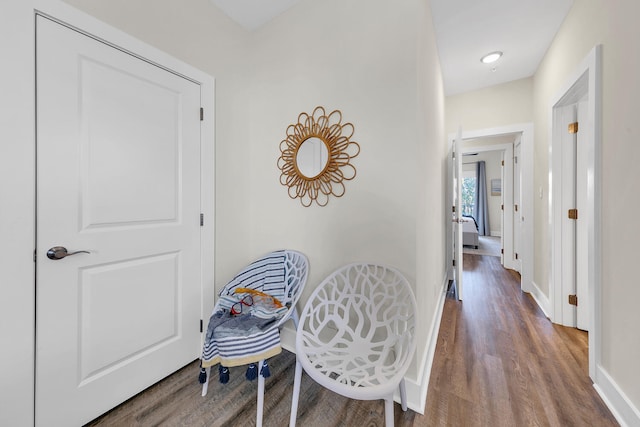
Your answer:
(296, 137), (329, 178)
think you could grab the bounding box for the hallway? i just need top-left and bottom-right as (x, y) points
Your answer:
(424, 254), (617, 426)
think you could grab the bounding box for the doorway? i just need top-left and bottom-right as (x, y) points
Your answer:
(461, 143), (511, 261)
(448, 123), (534, 297)
(549, 46), (602, 378)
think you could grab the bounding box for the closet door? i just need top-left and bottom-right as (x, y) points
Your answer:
(36, 16), (202, 426)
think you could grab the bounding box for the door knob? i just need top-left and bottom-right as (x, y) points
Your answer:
(46, 246), (90, 260)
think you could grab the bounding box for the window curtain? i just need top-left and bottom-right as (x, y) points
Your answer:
(474, 161), (490, 236)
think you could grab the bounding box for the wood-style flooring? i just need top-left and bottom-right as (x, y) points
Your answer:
(86, 254), (617, 426)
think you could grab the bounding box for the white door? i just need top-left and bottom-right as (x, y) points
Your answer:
(452, 130), (464, 300)
(500, 151), (505, 265)
(576, 99), (589, 330)
(513, 140), (522, 273)
(36, 16), (202, 426)
(560, 104), (578, 327)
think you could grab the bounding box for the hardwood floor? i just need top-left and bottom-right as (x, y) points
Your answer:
(424, 254), (616, 426)
(86, 254), (617, 426)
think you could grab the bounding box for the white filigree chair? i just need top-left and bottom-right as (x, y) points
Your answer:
(200, 249), (309, 427)
(289, 263), (417, 427)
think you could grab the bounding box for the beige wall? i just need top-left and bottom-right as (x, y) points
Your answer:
(533, 0), (640, 408)
(243, 0), (447, 380)
(62, 0), (447, 385)
(445, 77), (533, 134)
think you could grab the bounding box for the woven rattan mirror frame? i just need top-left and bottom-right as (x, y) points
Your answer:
(277, 106), (360, 207)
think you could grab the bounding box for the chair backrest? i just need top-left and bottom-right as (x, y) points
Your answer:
(220, 250), (309, 325)
(296, 263), (417, 399)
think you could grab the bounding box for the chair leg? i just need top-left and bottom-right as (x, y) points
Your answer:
(399, 378), (408, 411)
(257, 360), (265, 427)
(384, 397), (394, 427)
(289, 357), (303, 427)
(201, 366), (210, 397)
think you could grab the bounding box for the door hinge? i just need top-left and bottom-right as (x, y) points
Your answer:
(200, 319), (204, 333)
(452, 259), (456, 267)
(501, 204), (504, 210)
(568, 209), (578, 220)
(200, 213), (204, 226)
(515, 253), (519, 260)
(501, 160), (504, 166)
(515, 204), (519, 212)
(568, 122), (579, 134)
(33, 249), (37, 262)
(514, 156), (518, 164)
(568, 294), (578, 306)
(200, 107), (204, 121)
(452, 205), (456, 213)
(501, 248), (504, 254)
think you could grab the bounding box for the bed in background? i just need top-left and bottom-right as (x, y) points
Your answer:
(462, 215), (479, 249)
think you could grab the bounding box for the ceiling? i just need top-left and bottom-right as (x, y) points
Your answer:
(211, 0), (574, 96)
(210, 0), (303, 31)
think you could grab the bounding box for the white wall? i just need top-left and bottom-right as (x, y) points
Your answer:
(0, 2), (36, 426)
(2, 0), (447, 422)
(244, 0), (447, 385)
(532, 0), (640, 418)
(64, 0), (448, 396)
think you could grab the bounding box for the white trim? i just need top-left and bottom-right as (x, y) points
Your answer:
(279, 322), (297, 352)
(527, 281), (551, 319)
(394, 273), (449, 414)
(447, 123), (534, 296)
(548, 45), (601, 379)
(593, 365), (640, 427)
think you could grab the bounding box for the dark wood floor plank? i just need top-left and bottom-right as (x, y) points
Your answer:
(86, 254), (618, 427)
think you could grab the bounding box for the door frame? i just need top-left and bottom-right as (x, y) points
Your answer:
(549, 45), (601, 379)
(460, 142), (513, 268)
(1, 1), (215, 425)
(447, 123), (533, 296)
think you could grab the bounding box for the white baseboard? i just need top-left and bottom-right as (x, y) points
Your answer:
(394, 273), (449, 414)
(527, 280), (550, 318)
(279, 322), (296, 353)
(594, 365), (640, 427)
(490, 231), (502, 237)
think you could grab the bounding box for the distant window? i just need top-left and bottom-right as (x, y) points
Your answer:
(462, 170), (476, 217)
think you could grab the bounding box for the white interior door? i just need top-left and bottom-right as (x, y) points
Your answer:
(453, 129), (464, 300)
(576, 99), (589, 330)
(561, 104), (578, 326)
(36, 16), (202, 426)
(500, 151), (505, 265)
(513, 140), (522, 273)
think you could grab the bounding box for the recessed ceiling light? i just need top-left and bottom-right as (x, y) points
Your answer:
(480, 51), (503, 64)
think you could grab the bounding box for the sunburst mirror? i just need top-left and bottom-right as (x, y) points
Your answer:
(277, 106), (360, 207)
